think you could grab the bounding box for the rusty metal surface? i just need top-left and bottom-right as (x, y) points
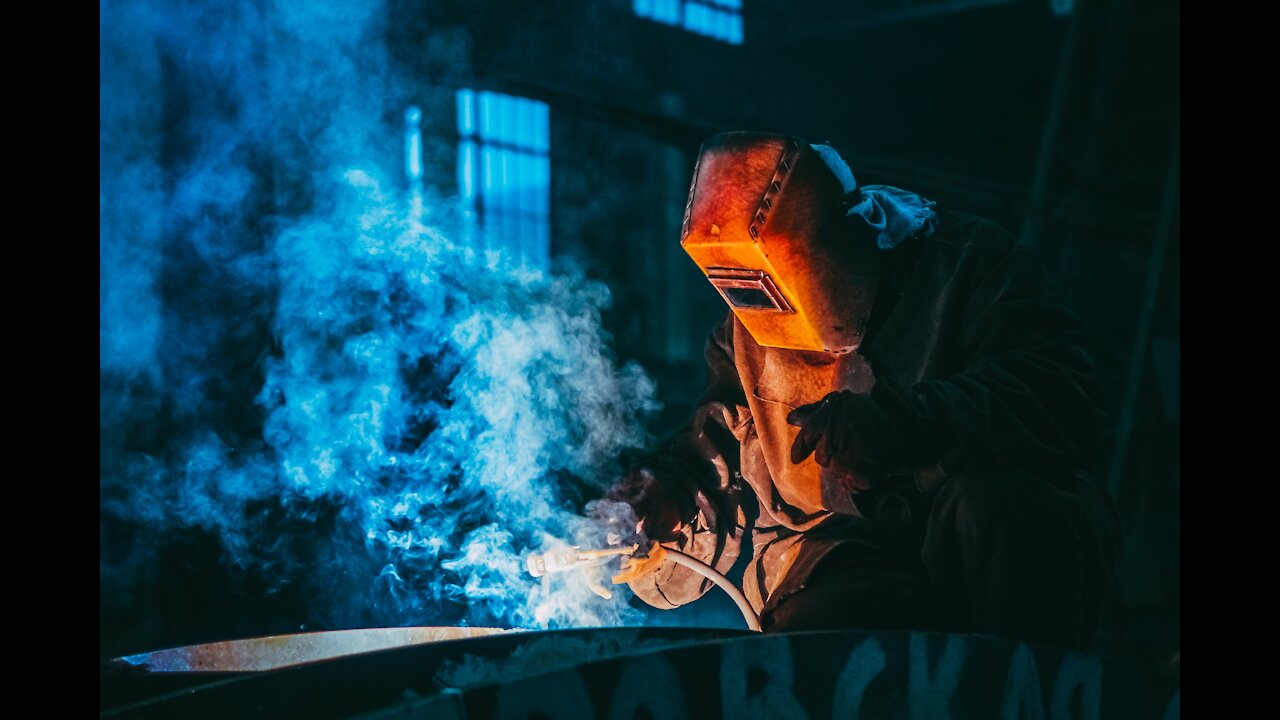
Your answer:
(113, 626), (511, 673)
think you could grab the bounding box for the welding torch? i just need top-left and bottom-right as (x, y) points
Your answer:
(526, 542), (762, 632)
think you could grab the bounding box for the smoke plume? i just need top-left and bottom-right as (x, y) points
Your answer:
(101, 0), (660, 635)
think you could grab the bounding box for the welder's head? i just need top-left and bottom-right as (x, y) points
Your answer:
(680, 132), (880, 353)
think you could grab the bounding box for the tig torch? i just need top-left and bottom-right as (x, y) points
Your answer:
(525, 542), (762, 632)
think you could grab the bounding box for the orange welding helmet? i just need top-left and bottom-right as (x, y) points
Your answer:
(680, 132), (880, 354)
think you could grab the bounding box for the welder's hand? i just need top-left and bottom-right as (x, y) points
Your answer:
(787, 389), (909, 483)
(607, 468), (696, 544)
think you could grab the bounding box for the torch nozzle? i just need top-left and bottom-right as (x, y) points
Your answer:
(525, 544), (640, 577)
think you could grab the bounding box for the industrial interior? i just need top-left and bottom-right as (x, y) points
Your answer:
(100, 0), (1179, 716)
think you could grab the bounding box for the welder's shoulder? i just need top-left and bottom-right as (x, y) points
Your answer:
(917, 210), (1060, 298)
(919, 209), (1020, 264)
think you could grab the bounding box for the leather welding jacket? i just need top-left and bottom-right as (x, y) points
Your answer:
(627, 209), (1112, 623)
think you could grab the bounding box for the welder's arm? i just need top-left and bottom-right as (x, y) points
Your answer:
(611, 315), (750, 609)
(831, 243), (1101, 490)
(791, 241), (1102, 494)
(906, 243), (1102, 484)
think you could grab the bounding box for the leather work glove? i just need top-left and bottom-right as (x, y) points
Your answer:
(606, 467), (697, 544)
(607, 454), (730, 545)
(787, 388), (913, 485)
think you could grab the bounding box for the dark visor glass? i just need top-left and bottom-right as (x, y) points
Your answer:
(706, 268), (793, 313)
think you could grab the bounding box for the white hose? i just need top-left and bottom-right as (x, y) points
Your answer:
(663, 547), (762, 632)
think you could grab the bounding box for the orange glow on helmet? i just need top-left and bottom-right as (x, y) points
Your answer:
(680, 132), (880, 354)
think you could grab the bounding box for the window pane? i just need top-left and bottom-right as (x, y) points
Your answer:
(458, 140), (477, 203)
(456, 89), (552, 269)
(456, 90), (474, 137)
(638, 0), (743, 44)
(657, 0), (680, 25)
(728, 13), (743, 44)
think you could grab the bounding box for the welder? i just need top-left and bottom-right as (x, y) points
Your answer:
(609, 132), (1121, 648)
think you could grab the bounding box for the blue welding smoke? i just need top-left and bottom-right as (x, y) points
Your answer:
(101, 0), (658, 631)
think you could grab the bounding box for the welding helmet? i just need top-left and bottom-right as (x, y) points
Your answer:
(680, 132), (879, 354)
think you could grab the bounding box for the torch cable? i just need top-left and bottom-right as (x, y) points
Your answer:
(662, 547), (762, 632)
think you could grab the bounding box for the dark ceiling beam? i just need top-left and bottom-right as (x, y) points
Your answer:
(492, 77), (716, 151)
(766, 0), (1030, 45)
(483, 74), (1030, 215)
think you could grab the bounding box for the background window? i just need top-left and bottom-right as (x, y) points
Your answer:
(633, 0), (744, 45)
(456, 89), (551, 269)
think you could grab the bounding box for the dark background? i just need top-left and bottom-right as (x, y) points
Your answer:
(100, 0), (1179, 667)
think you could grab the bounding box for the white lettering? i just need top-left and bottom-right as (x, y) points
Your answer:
(908, 633), (965, 720)
(607, 655), (689, 720)
(1001, 644), (1047, 720)
(721, 637), (811, 719)
(832, 637), (887, 719)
